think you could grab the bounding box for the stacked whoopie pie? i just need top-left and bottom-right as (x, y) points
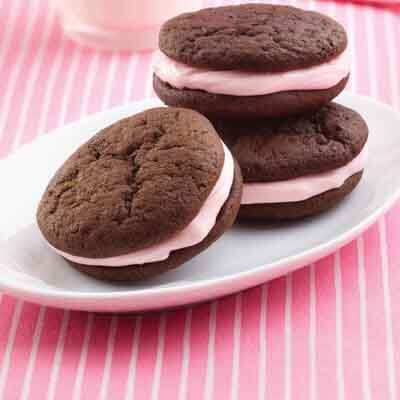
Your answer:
(153, 3), (369, 220)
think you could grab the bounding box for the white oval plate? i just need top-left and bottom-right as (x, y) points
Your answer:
(0, 93), (399, 312)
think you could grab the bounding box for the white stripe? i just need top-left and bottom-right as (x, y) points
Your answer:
(72, 313), (94, 400)
(19, 306), (46, 400)
(124, 316), (142, 400)
(308, 0), (316, 11)
(0, 0), (41, 140)
(345, 2), (358, 93)
(0, 1), (23, 69)
(357, 237), (371, 400)
(151, 313), (167, 400)
(258, 284), (268, 400)
(178, 309), (192, 400)
(11, 7), (57, 151)
(144, 52), (157, 99)
(80, 54), (100, 117)
(309, 264), (317, 400)
(231, 293), (242, 400)
(57, 47), (82, 126)
(47, 310), (70, 400)
(378, 217), (397, 400)
(123, 55), (140, 104)
(284, 274), (292, 400)
(0, 300), (24, 397)
(384, 10), (400, 110)
(204, 301), (217, 400)
(36, 38), (68, 136)
(327, 1), (336, 18)
(364, 7), (378, 98)
(334, 252), (345, 400)
(98, 316), (118, 400)
(101, 53), (120, 110)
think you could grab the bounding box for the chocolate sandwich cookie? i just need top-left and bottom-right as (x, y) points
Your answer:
(214, 103), (368, 220)
(37, 107), (242, 281)
(153, 4), (350, 119)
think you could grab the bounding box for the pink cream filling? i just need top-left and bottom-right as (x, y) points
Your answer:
(242, 143), (368, 205)
(153, 49), (350, 96)
(50, 143), (234, 267)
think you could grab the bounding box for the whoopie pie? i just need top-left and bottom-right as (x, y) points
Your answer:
(153, 4), (349, 119)
(37, 107), (242, 281)
(214, 103), (368, 220)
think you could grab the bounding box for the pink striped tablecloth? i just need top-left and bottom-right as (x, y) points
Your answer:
(0, 0), (399, 398)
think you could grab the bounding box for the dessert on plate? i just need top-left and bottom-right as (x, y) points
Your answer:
(153, 3), (350, 118)
(37, 107), (242, 281)
(214, 103), (368, 220)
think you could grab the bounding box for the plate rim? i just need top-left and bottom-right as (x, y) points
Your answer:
(1, 92), (399, 308)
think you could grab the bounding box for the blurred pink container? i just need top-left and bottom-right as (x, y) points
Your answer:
(56, 0), (202, 51)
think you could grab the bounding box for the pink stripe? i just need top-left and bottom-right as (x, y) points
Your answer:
(213, 295), (235, 399)
(362, 225), (391, 398)
(108, 53), (132, 108)
(392, 9), (400, 106)
(52, 312), (89, 400)
(340, 241), (363, 399)
(371, 7), (391, 104)
(2, 303), (41, 399)
(0, 2), (26, 100)
(351, 2), (371, 96)
(385, 202), (400, 390)
(158, 310), (186, 399)
(291, 266), (311, 400)
(146, 53), (157, 100)
(0, 1), (12, 41)
(131, 53), (154, 102)
(27, 308), (64, 400)
(42, 40), (76, 134)
(186, 304), (210, 400)
(0, 1), (45, 157)
(314, 255), (337, 400)
(0, 296), (18, 364)
(61, 48), (94, 124)
(17, 22), (64, 147)
(265, 277), (286, 399)
(238, 287), (262, 399)
(330, 1), (353, 91)
(106, 316), (136, 399)
(78, 315), (112, 399)
(344, 0), (358, 93)
(133, 315), (161, 399)
(85, 52), (114, 115)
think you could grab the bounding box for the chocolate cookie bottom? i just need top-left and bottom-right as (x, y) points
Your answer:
(238, 171), (362, 221)
(154, 74), (349, 119)
(71, 162), (242, 282)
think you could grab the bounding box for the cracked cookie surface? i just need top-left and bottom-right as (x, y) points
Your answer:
(159, 4), (347, 72)
(214, 103), (368, 182)
(37, 107), (224, 258)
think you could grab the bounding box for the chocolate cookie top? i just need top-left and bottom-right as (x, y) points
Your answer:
(215, 103), (368, 182)
(159, 4), (347, 72)
(37, 108), (224, 258)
